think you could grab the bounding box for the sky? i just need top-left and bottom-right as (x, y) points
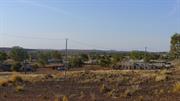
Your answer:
(0, 0), (180, 52)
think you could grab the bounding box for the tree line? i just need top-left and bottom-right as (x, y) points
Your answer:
(0, 33), (179, 70)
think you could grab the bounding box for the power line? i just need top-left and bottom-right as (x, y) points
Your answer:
(1, 33), (114, 50)
(1, 33), (160, 52)
(2, 33), (65, 41)
(70, 39), (113, 50)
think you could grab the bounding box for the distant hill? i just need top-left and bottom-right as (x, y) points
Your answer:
(0, 47), (11, 52)
(0, 47), (167, 55)
(0, 47), (125, 54)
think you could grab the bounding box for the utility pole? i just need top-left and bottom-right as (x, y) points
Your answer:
(145, 47), (147, 53)
(144, 46), (148, 69)
(144, 47), (148, 60)
(65, 38), (68, 78)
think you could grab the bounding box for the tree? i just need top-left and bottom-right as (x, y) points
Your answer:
(80, 54), (89, 62)
(170, 33), (180, 59)
(111, 54), (123, 65)
(0, 51), (7, 63)
(9, 46), (28, 62)
(99, 55), (112, 67)
(37, 52), (50, 66)
(51, 51), (62, 60)
(69, 56), (83, 68)
(130, 51), (144, 60)
(28, 52), (38, 62)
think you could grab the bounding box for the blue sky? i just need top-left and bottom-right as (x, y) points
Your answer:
(0, 0), (180, 51)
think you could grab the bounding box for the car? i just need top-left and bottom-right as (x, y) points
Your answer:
(164, 63), (173, 69)
(20, 65), (35, 72)
(57, 66), (66, 71)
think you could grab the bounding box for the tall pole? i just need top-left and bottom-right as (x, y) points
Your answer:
(144, 46), (147, 60)
(65, 38), (68, 78)
(145, 47), (147, 53)
(144, 46), (148, 69)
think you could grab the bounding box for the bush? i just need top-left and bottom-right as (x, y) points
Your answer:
(11, 62), (22, 71)
(69, 56), (84, 68)
(99, 58), (111, 67)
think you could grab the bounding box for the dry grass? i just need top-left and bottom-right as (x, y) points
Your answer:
(0, 80), (9, 87)
(138, 96), (144, 101)
(0, 68), (178, 100)
(90, 93), (96, 101)
(107, 89), (118, 98)
(0, 74), (23, 87)
(9, 75), (23, 83)
(62, 96), (69, 101)
(79, 91), (85, 99)
(15, 85), (24, 92)
(159, 89), (165, 94)
(173, 82), (180, 93)
(54, 95), (60, 101)
(100, 84), (110, 93)
(123, 85), (140, 97)
(155, 75), (168, 82)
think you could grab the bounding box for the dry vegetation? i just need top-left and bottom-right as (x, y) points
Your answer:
(0, 63), (180, 101)
(173, 82), (180, 93)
